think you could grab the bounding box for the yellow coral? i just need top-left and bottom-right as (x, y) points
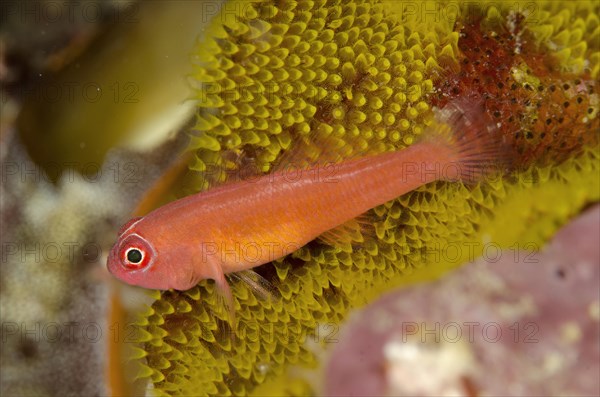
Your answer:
(133, 1), (600, 395)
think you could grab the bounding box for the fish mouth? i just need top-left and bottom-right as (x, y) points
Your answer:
(106, 243), (121, 276)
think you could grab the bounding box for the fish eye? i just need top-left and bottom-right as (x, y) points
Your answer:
(126, 248), (143, 264)
(118, 234), (154, 271)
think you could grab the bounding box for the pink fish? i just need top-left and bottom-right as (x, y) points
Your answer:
(107, 99), (512, 311)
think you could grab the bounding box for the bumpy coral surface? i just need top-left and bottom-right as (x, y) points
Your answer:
(132, 1), (600, 395)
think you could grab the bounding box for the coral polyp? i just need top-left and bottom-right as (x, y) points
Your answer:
(132, 1), (599, 395)
(433, 11), (599, 167)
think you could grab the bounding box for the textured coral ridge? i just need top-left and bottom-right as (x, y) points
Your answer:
(135, 1), (600, 395)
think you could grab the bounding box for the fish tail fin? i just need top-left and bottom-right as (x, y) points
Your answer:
(424, 97), (517, 183)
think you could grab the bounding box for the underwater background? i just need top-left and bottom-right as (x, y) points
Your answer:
(1, 0), (599, 396)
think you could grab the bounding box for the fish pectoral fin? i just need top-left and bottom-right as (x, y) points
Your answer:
(318, 215), (375, 251)
(228, 270), (277, 302)
(206, 260), (236, 329)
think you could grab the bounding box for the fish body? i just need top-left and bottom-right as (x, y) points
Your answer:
(107, 99), (511, 295)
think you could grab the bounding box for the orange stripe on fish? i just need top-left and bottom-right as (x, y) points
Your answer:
(107, 98), (515, 319)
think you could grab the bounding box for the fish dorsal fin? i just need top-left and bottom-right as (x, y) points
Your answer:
(184, 145), (266, 192)
(270, 114), (395, 174)
(317, 215), (376, 252)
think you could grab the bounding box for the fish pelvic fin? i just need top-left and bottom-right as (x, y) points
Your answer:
(424, 97), (518, 184)
(228, 270), (277, 303)
(206, 261), (237, 338)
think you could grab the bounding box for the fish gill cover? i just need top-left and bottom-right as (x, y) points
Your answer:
(130, 1), (599, 395)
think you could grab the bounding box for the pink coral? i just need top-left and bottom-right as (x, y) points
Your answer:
(325, 205), (600, 396)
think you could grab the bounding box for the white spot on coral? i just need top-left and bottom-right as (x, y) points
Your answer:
(560, 322), (582, 344)
(383, 334), (475, 396)
(256, 362), (270, 374)
(542, 352), (565, 375)
(507, 11), (523, 54)
(497, 296), (538, 319)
